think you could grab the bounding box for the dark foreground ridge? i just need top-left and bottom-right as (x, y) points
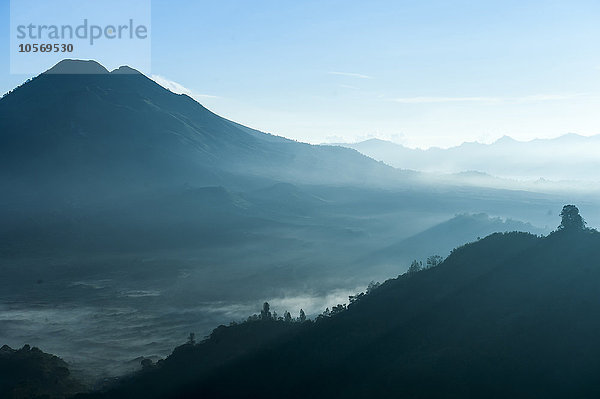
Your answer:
(0, 344), (84, 398)
(75, 208), (600, 399)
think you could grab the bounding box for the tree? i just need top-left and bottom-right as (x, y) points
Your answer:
(284, 311), (292, 323)
(299, 309), (306, 322)
(366, 281), (381, 294)
(331, 304), (346, 316)
(260, 302), (272, 320)
(141, 358), (153, 369)
(349, 292), (365, 304)
(559, 205), (586, 231)
(426, 255), (444, 269)
(407, 260), (423, 274)
(187, 332), (195, 345)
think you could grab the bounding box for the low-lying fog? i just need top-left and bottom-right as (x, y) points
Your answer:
(0, 251), (370, 383)
(2, 181), (598, 385)
(0, 288), (360, 381)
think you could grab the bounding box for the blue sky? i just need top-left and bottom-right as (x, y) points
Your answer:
(2, 0), (600, 148)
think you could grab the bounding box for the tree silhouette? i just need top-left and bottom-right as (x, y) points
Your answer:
(299, 309), (306, 322)
(559, 205), (586, 231)
(407, 260), (423, 274)
(260, 302), (272, 321)
(187, 332), (196, 345)
(426, 255), (444, 269)
(367, 281), (381, 294)
(349, 292), (365, 304)
(141, 358), (153, 369)
(331, 304), (347, 315)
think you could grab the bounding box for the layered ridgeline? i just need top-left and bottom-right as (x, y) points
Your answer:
(365, 213), (544, 273)
(0, 59), (565, 260)
(77, 207), (600, 398)
(0, 59), (408, 259)
(335, 136), (600, 183)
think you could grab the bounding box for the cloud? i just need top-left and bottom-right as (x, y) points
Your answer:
(392, 93), (589, 104)
(150, 75), (219, 100)
(514, 93), (585, 102)
(329, 71), (373, 79)
(392, 96), (499, 104)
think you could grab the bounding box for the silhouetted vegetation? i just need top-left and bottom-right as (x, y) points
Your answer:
(76, 207), (600, 399)
(187, 333), (195, 345)
(406, 259), (423, 274)
(260, 302), (272, 320)
(426, 254), (444, 268)
(558, 204), (586, 231)
(299, 309), (306, 322)
(0, 344), (84, 399)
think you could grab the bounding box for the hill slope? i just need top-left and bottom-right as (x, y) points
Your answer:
(0, 344), (83, 399)
(86, 227), (600, 398)
(368, 213), (546, 270)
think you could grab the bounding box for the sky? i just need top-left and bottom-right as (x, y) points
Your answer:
(1, 0), (600, 148)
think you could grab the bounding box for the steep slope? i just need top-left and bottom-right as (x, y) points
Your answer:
(0, 344), (83, 399)
(0, 59), (403, 211)
(87, 227), (600, 398)
(0, 59), (411, 257)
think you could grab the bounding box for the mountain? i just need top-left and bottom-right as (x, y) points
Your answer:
(0, 59), (404, 209)
(82, 224), (600, 398)
(0, 344), (83, 399)
(0, 59), (413, 258)
(1, 59), (571, 259)
(335, 135), (600, 182)
(366, 213), (546, 272)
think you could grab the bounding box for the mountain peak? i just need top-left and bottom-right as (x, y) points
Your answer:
(557, 132), (586, 141)
(494, 135), (516, 144)
(44, 59), (109, 74)
(111, 66), (142, 75)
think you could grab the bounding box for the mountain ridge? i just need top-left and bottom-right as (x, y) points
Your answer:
(77, 223), (600, 399)
(334, 134), (600, 182)
(338, 132), (600, 151)
(0, 59), (409, 208)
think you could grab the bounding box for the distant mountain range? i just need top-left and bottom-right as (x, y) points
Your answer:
(333, 135), (600, 182)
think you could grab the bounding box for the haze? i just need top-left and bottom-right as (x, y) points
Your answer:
(2, 0), (600, 148)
